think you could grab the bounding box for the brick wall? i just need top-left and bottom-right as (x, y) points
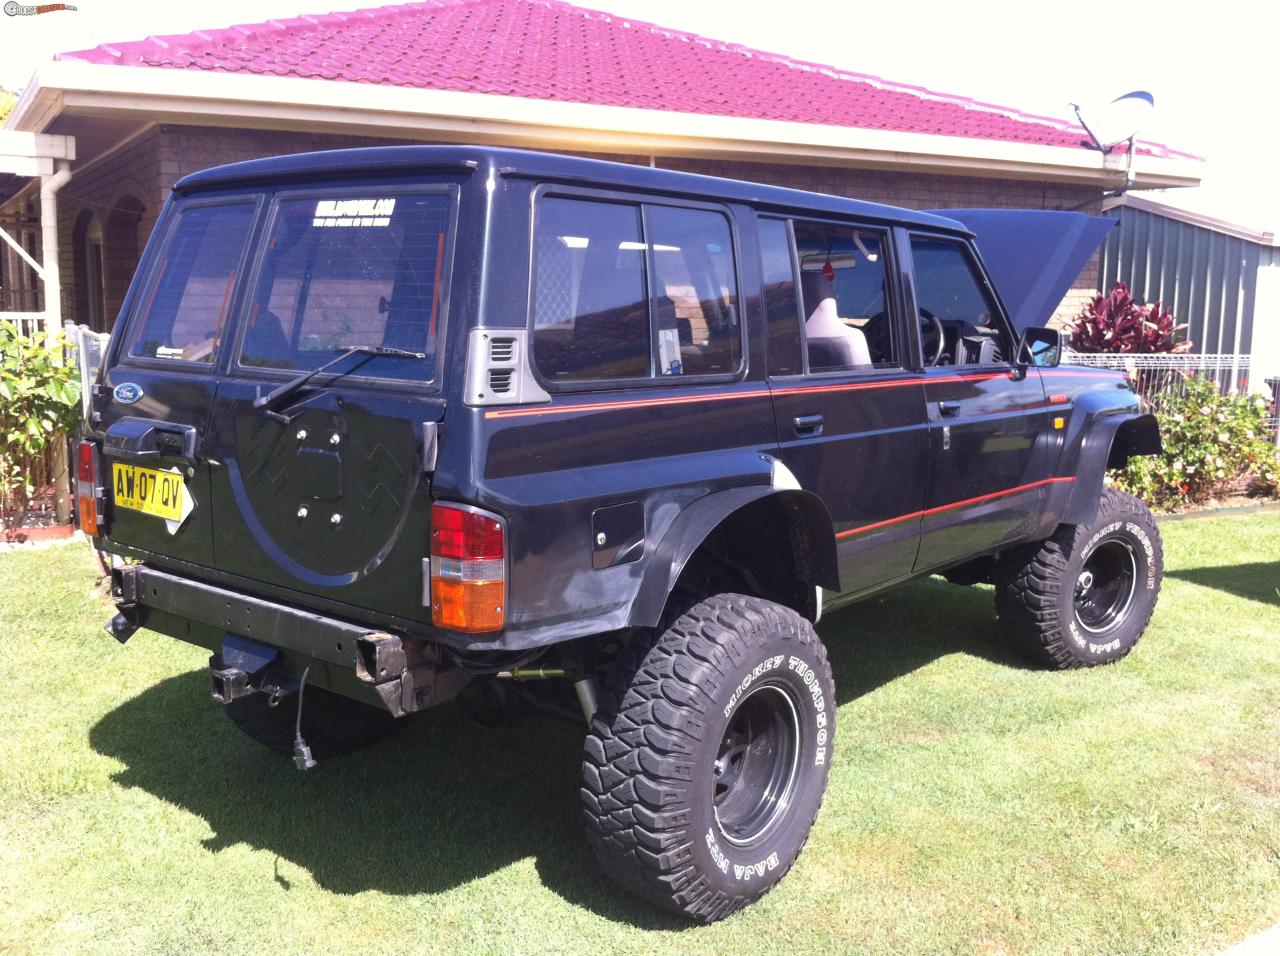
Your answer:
(663, 157), (1101, 325)
(55, 124), (1102, 329)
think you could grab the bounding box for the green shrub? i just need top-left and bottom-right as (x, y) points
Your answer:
(1112, 375), (1279, 509)
(0, 321), (81, 528)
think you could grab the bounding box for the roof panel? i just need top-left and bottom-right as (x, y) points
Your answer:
(57, 0), (1196, 160)
(171, 143), (973, 233)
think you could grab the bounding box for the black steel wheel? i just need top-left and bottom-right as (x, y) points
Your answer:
(1073, 536), (1138, 634)
(712, 684), (801, 846)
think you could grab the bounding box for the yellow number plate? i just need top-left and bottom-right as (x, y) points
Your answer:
(112, 463), (186, 522)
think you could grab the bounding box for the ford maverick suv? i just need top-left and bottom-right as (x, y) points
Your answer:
(81, 146), (1163, 921)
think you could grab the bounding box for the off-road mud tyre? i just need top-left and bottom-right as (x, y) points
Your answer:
(224, 685), (400, 759)
(995, 488), (1162, 669)
(581, 594), (835, 922)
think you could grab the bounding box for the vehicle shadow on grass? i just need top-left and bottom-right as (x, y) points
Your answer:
(88, 576), (1023, 928)
(1168, 561), (1280, 607)
(90, 667), (691, 929)
(819, 575), (1032, 702)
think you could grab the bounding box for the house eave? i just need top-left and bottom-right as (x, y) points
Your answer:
(8, 60), (1204, 190)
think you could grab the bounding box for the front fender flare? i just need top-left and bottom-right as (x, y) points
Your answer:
(1062, 412), (1161, 525)
(628, 486), (839, 628)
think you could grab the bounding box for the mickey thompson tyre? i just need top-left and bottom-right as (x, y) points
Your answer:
(224, 685), (400, 759)
(995, 488), (1163, 669)
(582, 594), (835, 922)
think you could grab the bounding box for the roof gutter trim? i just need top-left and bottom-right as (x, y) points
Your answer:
(9, 60), (1204, 190)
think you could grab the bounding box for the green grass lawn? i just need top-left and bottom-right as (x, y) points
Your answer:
(2, 515), (1278, 955)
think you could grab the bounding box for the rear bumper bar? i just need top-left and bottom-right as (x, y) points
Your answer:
(109, 565), (467, 715)
(112, 564), (374, 668)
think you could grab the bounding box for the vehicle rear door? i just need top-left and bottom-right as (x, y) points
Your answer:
(97, 194), (262, 565)
(761, 216), (929, 597)
(904, 233), (1053, 572)
(203, 184), (457, 624)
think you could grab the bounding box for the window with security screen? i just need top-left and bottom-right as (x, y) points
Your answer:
(124, 201), (256, 363)
(531, 195), (741, 384)
(238, 191), (451, 382)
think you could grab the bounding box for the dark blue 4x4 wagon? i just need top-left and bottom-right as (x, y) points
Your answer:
(82, 146), (1163, 921)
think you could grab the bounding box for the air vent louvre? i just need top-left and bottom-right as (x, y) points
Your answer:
(489, 338), (516, 362)
(488, 369), (514, 393)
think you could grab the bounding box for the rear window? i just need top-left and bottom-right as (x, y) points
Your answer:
(238, 191), (451, 382)
(124, 201), (255, 363)
(531, 195), (741, 384)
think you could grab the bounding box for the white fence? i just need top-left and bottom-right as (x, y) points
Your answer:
(1064, 351), (1278, 441)
(3, 313), (48, 338)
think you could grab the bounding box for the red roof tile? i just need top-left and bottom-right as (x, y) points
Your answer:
(57, 0), (1195, 160)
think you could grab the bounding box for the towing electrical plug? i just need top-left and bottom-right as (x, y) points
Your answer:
(292, 739), (316, 771)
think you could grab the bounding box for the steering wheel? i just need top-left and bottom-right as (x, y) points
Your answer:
(919, 308), (946, 367)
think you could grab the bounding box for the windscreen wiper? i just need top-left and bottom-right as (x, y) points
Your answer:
(253, 345), (426, 423)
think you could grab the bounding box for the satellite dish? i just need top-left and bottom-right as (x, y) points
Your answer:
(1071, 91), (1155, 152)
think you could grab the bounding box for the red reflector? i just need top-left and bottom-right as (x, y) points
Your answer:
(76, 440), (95, 483)
(431, 503), (505, 560)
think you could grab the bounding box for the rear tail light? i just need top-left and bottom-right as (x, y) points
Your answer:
(429, 503), (506, 633)
(76, 440), (104, 537)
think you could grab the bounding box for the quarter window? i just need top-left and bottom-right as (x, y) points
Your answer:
(531, 196), (741, 383)
(759, 218), (803, 377)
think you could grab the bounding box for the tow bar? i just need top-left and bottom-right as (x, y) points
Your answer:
(207, 634), (316, 770)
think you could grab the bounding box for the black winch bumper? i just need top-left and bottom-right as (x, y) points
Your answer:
(108, 564), (466, 716)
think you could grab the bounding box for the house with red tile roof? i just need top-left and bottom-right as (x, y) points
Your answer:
(0, 0), (1201, 333)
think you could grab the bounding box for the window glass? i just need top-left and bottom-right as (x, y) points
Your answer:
(531, 196), (741, 383)
(239, 192), (450, 382)
(793, 222), (895, 371)
(909, 237), (1009, 365)
(759, 218), (803, 376)
(125, 202), (255, 363)
(532, 197), (649, 381)
(646, 205), (740, 377)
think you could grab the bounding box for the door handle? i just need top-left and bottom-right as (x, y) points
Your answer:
(103, 417), (200, 465)
(793, 413), (824, 436)
(937, 400), (961, 417)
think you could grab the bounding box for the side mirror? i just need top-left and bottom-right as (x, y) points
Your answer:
(1015, 326), (1063, 369)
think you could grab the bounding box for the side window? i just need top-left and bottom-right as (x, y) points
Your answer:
(759, 218), (803, 376)
(532, 198), (649, 381)
(909, 236), (1010, 366)
(792, 221), (896, 372)
(124, 202), (255, 363)
(647, 205), (740, 377)
(531, 195), (741, 384)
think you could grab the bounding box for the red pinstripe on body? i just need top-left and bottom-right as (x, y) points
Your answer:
(835, 476), (1076, 539)
(482, 367), (1120, 420)
(485, 370), (1005, 420)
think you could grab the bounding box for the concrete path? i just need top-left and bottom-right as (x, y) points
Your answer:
(1220, 923), (1280, 955)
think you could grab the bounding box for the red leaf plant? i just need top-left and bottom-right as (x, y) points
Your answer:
(1066, 282), (1192, 354)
